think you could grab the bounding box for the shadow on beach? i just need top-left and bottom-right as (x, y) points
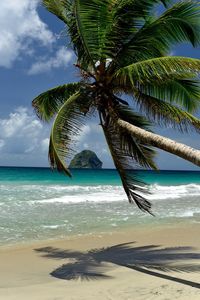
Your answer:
(35, 242), (200, 288)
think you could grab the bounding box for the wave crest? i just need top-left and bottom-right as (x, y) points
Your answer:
(1, 183), (200, 205)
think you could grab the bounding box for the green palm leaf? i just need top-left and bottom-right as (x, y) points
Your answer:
(114, 1), (200, 67)
(102, 122), (152, 214)
(158, 1), (200, 47)
(114, 0), (170, 19)
(139, 79), (200, 113)
(43, 0), (72, 25)
(32, 82), (80, 121)
(42, 0), (93, 67)
(106, 1), (159, 58)
(120, 132), (157, 169)
(134, 90), (200, 132)
(49, 92), (93, 175)
(113, 104), (157, 170)
(115, 56), (200, 85)
(113, 73), (200, 113)
(75, 0), (115, 64)
(73, 0), (171, 64)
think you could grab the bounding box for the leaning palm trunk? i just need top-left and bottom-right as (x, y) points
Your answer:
(117, 119), (200, 167)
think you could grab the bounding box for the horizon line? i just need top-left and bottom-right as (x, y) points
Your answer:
(0, 166), (199, 172)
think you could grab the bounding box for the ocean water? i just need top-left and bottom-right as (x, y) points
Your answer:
(0, 167), (200, 246)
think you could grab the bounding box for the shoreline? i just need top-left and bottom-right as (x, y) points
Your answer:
(0, 220), (197, 250)
(0, 223), (200, 299)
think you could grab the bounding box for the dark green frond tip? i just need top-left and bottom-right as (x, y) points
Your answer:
(127, 185), (153, 215)
(112, 104), (157, 170)
(32, 82), (80, 122)
(49, 136), (72, 177)
(114, 104), (152, 130)
(124, 172), (153, 214)
(102, 116), (155, 214)
(42, 0), (72, 25)
(161, 1), (200, 47)
(49, 91), (93, 176)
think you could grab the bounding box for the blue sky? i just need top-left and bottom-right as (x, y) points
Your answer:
(0, 0), (199, 169)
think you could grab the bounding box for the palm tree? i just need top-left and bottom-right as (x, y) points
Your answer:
(33, 0), (200, 213)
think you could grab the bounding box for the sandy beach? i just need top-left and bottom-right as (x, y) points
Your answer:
(0, 224), (200, 300)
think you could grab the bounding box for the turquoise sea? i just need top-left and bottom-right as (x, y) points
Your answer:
(0, 167), (200, 246)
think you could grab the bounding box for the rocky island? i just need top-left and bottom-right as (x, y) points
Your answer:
(69, 150), (103, 169)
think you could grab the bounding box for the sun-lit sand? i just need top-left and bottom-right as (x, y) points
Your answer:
(0, 224), (200, 300)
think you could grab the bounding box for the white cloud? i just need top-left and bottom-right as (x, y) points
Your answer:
(41, 138), (50, 153)
(28, 47), (73, 75)
(77, 125), (91, 141)
(0, 107), (42, 139)
(0, 107), (50, 157)
(0, 0), (54, 68)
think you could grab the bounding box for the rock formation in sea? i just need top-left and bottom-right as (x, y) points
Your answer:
(69, 150), (103, 169)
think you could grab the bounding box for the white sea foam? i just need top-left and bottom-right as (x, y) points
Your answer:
(28, 183), (200, 204)
(178, 211), (195, 218)
(35, 191), (125, 204)
(147, 183), (200, 200)
(42, 225), (63, 229)
(2, 183), (200, 205)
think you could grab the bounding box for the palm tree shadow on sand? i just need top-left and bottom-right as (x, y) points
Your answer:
(35, 242), (200, 288)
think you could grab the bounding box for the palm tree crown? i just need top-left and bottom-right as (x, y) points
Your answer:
(33, 0), (200, 213)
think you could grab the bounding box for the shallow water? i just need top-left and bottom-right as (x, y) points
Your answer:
(0, 167), (200, 246)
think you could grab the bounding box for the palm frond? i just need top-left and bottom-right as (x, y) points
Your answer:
(77, 0), (171, 63)
(120, 132), (157, 169)
(112, 102), (152, 130)
(114, 1), (200, 67)
(111, 0), (171, 24)
(113, 104), (157, 170)
(134, 90), (200, 133)
(115, 56), (200, 85)
(68, 13), (92, 68)
(137, 78), (200, 113)
(158, 1), (200, 47)
(102, 121), (152, 213)
(49, 92), (93, 175)
(42, 1), (94, 67)
(74, 0), (115, 64)
(42, 0), (72, 25)
(113, 72), (200, 112)
(32, 83), (80, 121)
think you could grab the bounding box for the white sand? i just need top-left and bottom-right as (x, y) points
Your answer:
(0, 224), (200, 300)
